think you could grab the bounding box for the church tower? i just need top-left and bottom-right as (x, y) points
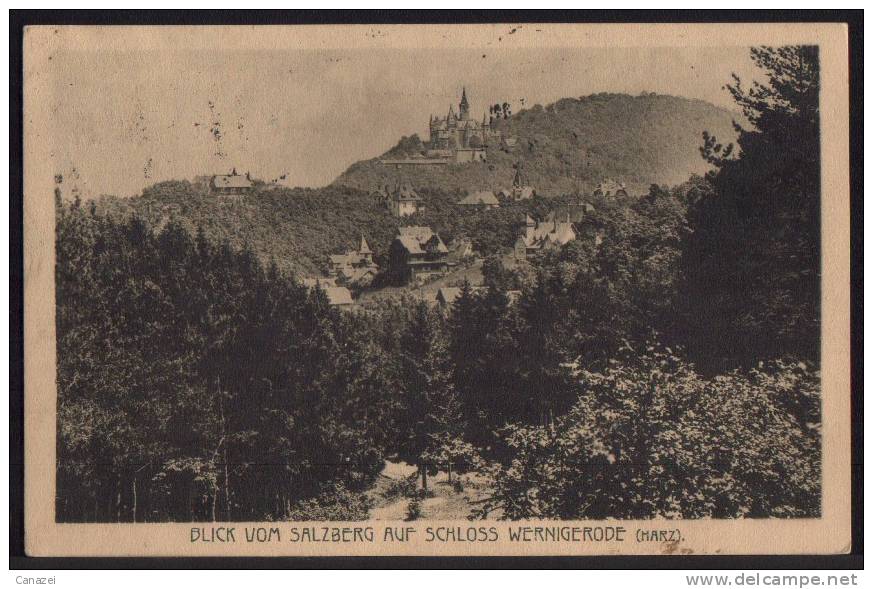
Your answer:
(359, 233), (373, 263)
(459, 87), (470, 121)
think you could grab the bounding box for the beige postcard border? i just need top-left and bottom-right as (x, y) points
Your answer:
(23, 22), (851, 557)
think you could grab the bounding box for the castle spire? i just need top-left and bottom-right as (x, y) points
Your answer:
(459, 87), (469, 120)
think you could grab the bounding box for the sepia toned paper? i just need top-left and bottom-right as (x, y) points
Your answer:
(23, 22), (851, 557)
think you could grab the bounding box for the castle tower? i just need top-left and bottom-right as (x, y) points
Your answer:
(459, 87), (469, 121)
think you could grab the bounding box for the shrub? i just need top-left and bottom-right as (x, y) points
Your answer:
(405, 496), (422, 521)
(475, 344), (820, 520)
(381, 474), (418, 502)
(285, 484), (373, 521)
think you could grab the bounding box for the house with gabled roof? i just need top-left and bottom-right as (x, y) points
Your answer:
(301, 278), (354, 309)
(210, 168), (253, 197)
(514, 213), (577, 259)
(388, 226), (449, 285)
(323, 286), (354, 308)
(328, 234), (379, 288)
(593, 178), (628, 198)
(458, 190), (500, 210)
(385, 183), (424, 217)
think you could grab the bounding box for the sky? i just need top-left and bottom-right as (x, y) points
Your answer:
(28, 26), (764, 198)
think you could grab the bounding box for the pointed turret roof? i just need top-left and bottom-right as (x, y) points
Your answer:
(359, 234), (372, 255)
(460, 87), (469, 108)
(447, 105), (456, 121)
(513, 167), (523, 187)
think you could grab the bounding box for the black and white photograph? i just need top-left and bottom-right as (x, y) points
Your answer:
(18, 20), (854, 559)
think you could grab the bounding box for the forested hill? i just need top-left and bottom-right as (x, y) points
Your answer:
(87, 94), (736, 277)
(333, 93), (739, 195)
(92, 182), (397, 277)
(90, 179), (613, 278)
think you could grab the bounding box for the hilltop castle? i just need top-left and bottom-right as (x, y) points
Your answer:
(381, 88), (502, 167)
(428, 88), (500, 155)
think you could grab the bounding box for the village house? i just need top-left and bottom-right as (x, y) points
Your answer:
(435, 285), (485, 310)
(388, 226), (449, 286)
(498, 168), (535, 201)
(446, 238), (475, 266)
(210, 168), (253, 198)
(380, 183), (424, 217)
(323, 286), (354, 308)
(514, 213), (577, 259)
(593, 178), (629, 198)
(328, 235), (379, 289)
(301, 278), (354, 308)
(457, 190), (500, 210)
(436, 286), (463, 309)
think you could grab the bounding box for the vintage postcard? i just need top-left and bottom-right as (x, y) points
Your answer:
(23, 22), (851, 557)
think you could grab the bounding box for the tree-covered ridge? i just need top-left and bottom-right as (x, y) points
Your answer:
(334, 93), (739, 196)
(92, 179), (629, 279)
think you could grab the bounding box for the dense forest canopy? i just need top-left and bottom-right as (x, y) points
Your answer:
(57, 47), (821, 522)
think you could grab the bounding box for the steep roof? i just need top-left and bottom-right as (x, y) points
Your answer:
(458, 191), (499, 206)
(437, 287), (462, 306)
(399, 226), (433, 240)
(515, 186), (535, 200)
(391, 183), (421, 202)
(437, 286), (485, 306)
(395, 226), (448, 255)
(359, 235), (372, 255)
(341, 267), (377, 284)
(594, 178), (627, 195)
(522, 218), (577, 249)
(211, 174), (252, 189)
(324, 286), (354, 306)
